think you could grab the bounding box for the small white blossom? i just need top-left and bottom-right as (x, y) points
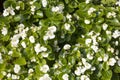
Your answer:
(11, 34), (20, 47)
(51, 4), (64, 13)
(14, 64), (21, 73)
(88, 7), (96, 15)
(87, 53), (93, 60)
(31, 5), (36, 12)
(40, 46), (47, 52)
(39, 74), (52, 80)
(29, 36), (35, 43)
(91, 45), (98, 52)
(8, 51), (13, 55)
(84, 19), (90, 24)
(103, 54), (109, 62)
(11, 74), (19, 79)
(28, 68), (34, 74)
(85, 39), (92, 45)
(62, 74), (69, 80)
(7, 73), (11, 78)
(112, 30), (120, 38)
(108, 58), (116, 66)
(16, 6), (20, 10)
(106, 30), (111, 35)
(107, 12), (116, 18)
(21, 41), (26, 48)
(83, 62), (92, 70)
(63, 44), (71, 50)
(64, 23), (71, 30)
(102, 23), (108, 30)
(117, 59), (120, 66)
(48, 26), (57, 33)
(52, 6), (59, 12)
(81, 75), (90, 80)
(40, 64), (49, 73)
(42, 0), (47, 7)
(86, 0), (90, 4)
(34, 43), (41, 54)
(41, 52), (49, 57)
(3, 7), (15, 16)
(98, 57), (103, 61)
(1, 27), (8, 36)
(66, 13), (72, 21)
(31, 57), (36, 62)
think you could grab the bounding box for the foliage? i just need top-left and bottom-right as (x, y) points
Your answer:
(0, 0), (120, 80)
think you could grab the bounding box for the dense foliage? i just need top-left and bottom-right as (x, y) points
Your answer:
(0, 0), (120, 80)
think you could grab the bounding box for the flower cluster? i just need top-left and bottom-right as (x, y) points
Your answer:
(0, 0), (120, 80)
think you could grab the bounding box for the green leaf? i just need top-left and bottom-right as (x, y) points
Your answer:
(114, 65), (120, 73)
(102, 62), (109, 71)
(101, 70), (112, 80)
(0, 72), (4, 79)
(14, 15), (21, 22)
(3, 0), (16, 8)
(14, 57), (26, 65)
(0, 64), (6, 71)
(19, 1), (25, 10)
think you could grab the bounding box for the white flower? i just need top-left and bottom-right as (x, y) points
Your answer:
(21, 41), (26, 48)
(85, 39), (92, 45)
(108, 58), (116, 66)
(117, 59), (120, 66)
(107, 12), (116, 18)
(83, 62), (92, 70)
(41, 52), (49, 57)
(42, 0), (47, 7)
(63, 44), (71, 50)
(103, 54), (109, 62)
(40, 64), (49, 73)
(98, 57), (102, 61)
(31, 57), (36, 62)
(16, 6), (20, 10)
(39, 74), (52, 80)
(112, 30), (120, 38)
(86, 0), (90, 4)
(51, 6), (59, 12)
(91, 45), (98, 52)
(28, 68), (34, 74)
(62, 74), (69, 80)
(8, 51), (13, 55)
(87, 53), (93, 60)
(81, 75), (90, 80)
(88, 7), (96, 15)
(43, 31), (55, 40)
(40, 46), (47, 52)
(3, 9), (9, 16)
(11, 74), (19, 79)
(11, 34), (20, 47)
(66, 14), (72, 19)
(31, 5), (36, 12)
(29, 36), (35, 43)
(18, 24), (25, 32)
(91, 67), (96, 71)
(1, 27), (8, 36)
(3, 7), (15, 16)
(102, 23), (108, 30)
(84, 19), (90, 24)
(14, 64), (21, 73)
(75, 66), (86, 76)
(74, 67), (81, 76)
(106, 30), (111, 35)
(66, 13), (72, 21)
(7, 73), (11, 78)
(48, 26), (57, 33)
(34, 43), (41, 54)
(64, 23), (71, 30)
